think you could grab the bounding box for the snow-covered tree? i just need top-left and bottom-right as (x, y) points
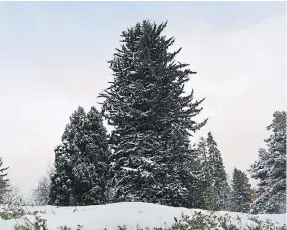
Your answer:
(32, 165), (54, 205)
(194, 138), (209, 180)
(49, 106), (109, 206)
(230, 168), (251, 213)
(249, 111), (286, 214)
(0, 157), (10, 204)
(192, 137), (213, 210)
(193, 133), (230, 211)
(33, 176), (51, 206)
(206, 132), (230, 211)
(100, 20), (206, 207)
(2, 186), (22, 205)
(72, 107), (109, 205)
(49, 131), (79, 205)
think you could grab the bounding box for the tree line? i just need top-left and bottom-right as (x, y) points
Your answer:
(0, 20), (285, 214)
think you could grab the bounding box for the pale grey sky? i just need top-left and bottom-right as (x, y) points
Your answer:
(0, 2), (285, 197)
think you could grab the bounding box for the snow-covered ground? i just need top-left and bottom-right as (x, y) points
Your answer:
(0, 202), (286, 230)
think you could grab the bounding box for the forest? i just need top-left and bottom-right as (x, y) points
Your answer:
(0, 20), (286, 229)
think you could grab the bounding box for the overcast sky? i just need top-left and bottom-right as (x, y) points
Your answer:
(0, 2), (285, 197)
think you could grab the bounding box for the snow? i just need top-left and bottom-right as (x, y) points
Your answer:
(0, 202), (285, 230)
(122, 167), (138, 172)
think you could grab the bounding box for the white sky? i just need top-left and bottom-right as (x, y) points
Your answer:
(0, 2), (285, 197)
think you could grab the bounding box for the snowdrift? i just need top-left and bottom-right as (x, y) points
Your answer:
(0, 202), (286, 230)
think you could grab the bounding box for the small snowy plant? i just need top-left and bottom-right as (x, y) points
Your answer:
(171, 212), (286, 230)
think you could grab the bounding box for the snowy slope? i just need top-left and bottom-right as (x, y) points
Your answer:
(0, 202), (286, 230)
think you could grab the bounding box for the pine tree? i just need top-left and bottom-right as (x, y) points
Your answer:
(100, 20), (206, 207)
(49, 106), (109, 206)
(72, 106), (109, 205)
(230, 168), (251, 213)
(193, 137), (213, 210)
(0, 157), (10, 204)
(49, 107), (84, 206)
(249, 111), (286, 214)
(195, 137), (209, 180)
(194, 134), (230, 211)
(206, 132), (230, 211)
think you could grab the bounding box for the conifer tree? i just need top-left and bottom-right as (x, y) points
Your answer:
(0, 157), (10, 204)
(72, 106), (109, 205)
(193, 137), (213, 210)
(49, 107), (85, 206)
(100, 20), (206, 207)
(195, 137), (209, 179)
(206, 132), (230, 211)
(230, 168), (251, 213)
(249, 111), (286, 214)
(49, 106), (109, 206)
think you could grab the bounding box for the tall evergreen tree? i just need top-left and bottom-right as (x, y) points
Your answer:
(195, 137), (209, 180)
(0, 157), (10, 204)
(230, 168), (251, 213)
(72, 106), (109, 205)
(193, 137), (213, 210)
(100, 20), (206, 207)
(206, 132), (230, 211)
(249, 111), (286, 214)
(49, 107), (85, 206)
(49, 106), (109, 206)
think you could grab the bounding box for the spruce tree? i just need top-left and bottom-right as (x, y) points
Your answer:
(194, 137), (209, 179)
(193, 137), (213, 210)
(230, 168), (251, 213)
(0, 157), (10, 204)
(49, 107), (84, 206)
(100, 20), (206, 207)
(249, 111), (286, 214)
(49, 106), (109, 206)
(72, 106), (109, 205)
(206, 132), (230, 211)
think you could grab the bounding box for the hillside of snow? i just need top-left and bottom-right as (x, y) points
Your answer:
(0, 202), (286, 230)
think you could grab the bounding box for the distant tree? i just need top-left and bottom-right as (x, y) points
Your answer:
(1, 186), (22, 205)
(230, 168), (252, 213)
(0, 157), (10, 204)
(49, 106), (109, 206)
(195, 137), (210, 182)
(32, 165), (53, 205)
(249, 111), (286, 214)
(193, 137), (213, 210)
(206, 132), (230, 211)
(100, 20), (206, 207)
(33, 176), (51, 206)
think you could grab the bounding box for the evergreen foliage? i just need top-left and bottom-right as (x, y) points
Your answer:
(100, 20), (206, 207)
(49, 106), (109, 206)
(0, 157), (10, 204)
(194, 133), (230, 211)
(206, 132), (230, 210)
(193, 137), (212, 210)
(249, 111), (286, 214)
(230, 168), (252, 213)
